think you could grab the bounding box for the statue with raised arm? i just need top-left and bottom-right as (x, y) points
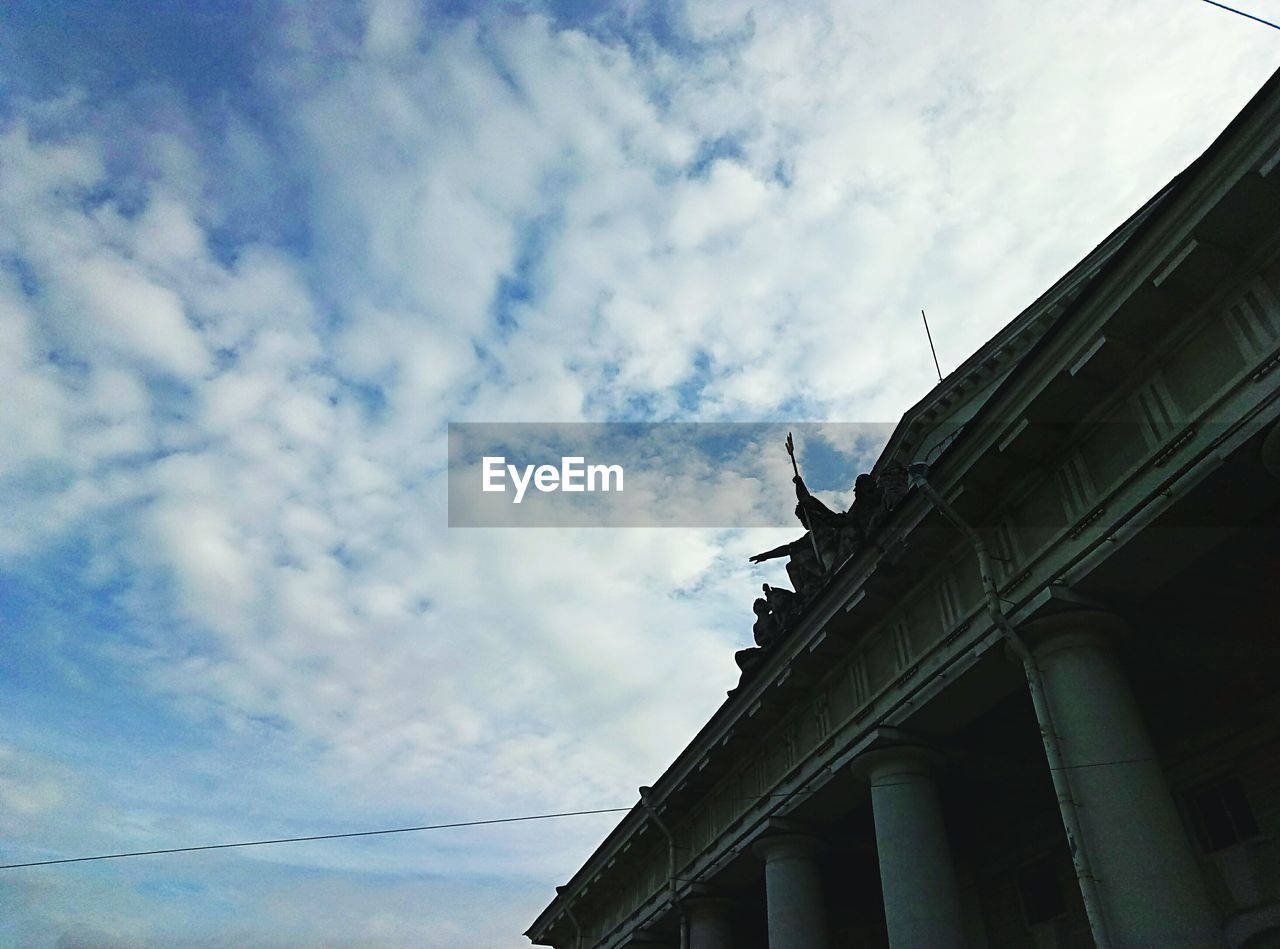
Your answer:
(738, 443), (920, 686)
(750, 533), (824, 596)
(785, 433), (829, 567)
(793, 472), (840, 525)
(750, 433), (850, 593)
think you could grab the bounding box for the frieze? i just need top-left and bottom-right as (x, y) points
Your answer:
(549, 260), (1280, 948)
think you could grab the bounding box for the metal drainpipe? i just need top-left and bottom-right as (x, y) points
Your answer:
(907, 462), (1113, 949)
(552, 886), (586, 947)
(639, 786), (689, 949)
(555, 886), (583, 949)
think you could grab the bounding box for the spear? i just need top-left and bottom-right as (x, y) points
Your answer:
(786, 432), (826, 570)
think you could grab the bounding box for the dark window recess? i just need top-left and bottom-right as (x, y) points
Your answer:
(1018, 857), (1067, 927)
(1190, 777), (1260, 852)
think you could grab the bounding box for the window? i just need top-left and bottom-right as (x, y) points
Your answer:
(1189, 776), (1260, 853)
(1018, 856), (1066, 927)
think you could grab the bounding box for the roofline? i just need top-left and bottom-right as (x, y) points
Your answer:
(872, 181), (1169, 473)
(526, 62), (1280, 944)
(922, 61), (1280, 482)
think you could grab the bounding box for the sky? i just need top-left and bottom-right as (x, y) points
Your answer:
(0, 1), (1277, 946)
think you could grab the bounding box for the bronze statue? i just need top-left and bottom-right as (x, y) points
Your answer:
(751, 597), (776, 647)
(750, 583), (800, 649)
(734, 645), (765, 676)
(750, 433), (859, 586)
(749, 534), (825, 596)
(762, 582), (798, 626)
(739, 438), (911, 686)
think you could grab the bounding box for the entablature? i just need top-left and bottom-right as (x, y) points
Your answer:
(527, 68), (1280, 949)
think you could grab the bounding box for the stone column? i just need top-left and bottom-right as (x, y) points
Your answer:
(755, 833), (830, 949)
(685, 894), (734, 949)
(861, 745), (967, 949)
(1024, 609), (1222, 948)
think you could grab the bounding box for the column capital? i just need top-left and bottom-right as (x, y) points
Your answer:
(851, 741), (947, 784)
(1018, 607), (1129, 657)
(753, 831), (823, 863)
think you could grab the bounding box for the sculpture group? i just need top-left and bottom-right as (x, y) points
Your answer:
(736, 434), (908, 680)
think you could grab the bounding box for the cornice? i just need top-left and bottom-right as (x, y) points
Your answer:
(526, 64), (1280, 947)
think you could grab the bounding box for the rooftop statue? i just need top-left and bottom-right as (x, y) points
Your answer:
(740, 434), (911, 685)
(749, 433), (856, 593)
(762, 582), (799, 627)
(748, 531), (825, 595)
(751, 583), (800, 648)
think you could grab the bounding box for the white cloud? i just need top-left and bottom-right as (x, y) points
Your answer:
(71, 254), (209, 377)
(1, 1), (1277, 945)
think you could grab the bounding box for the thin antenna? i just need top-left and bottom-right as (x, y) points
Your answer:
(1198, 0), (1280, 31)
(921, 309), (943, 383)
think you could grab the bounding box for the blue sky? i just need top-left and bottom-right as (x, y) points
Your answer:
(1, 1), (1278, 945)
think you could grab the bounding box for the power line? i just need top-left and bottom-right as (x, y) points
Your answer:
(1199, 0), (1280, 31)
(6, 792), (832, 872)
(0, 807), (632, 870)
(3, 750), (1189, 872)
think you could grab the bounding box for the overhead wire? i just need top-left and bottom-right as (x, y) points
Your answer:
(0, 807), (631, 870)
(1199, 0), (1280, 30)
(3, 751), (1184, 871)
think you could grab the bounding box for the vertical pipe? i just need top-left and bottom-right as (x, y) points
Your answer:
(640, 786), (688, 949)
(555, 886), (584, 949)
(908, 463), (1112, 949)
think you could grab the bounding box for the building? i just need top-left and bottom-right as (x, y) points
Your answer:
(525, 67), (1280, 949)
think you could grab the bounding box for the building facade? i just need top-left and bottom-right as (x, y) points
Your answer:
(526, 68), (1280, 949)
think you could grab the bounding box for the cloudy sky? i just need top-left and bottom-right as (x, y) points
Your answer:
(1, 1), (1277, 946)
